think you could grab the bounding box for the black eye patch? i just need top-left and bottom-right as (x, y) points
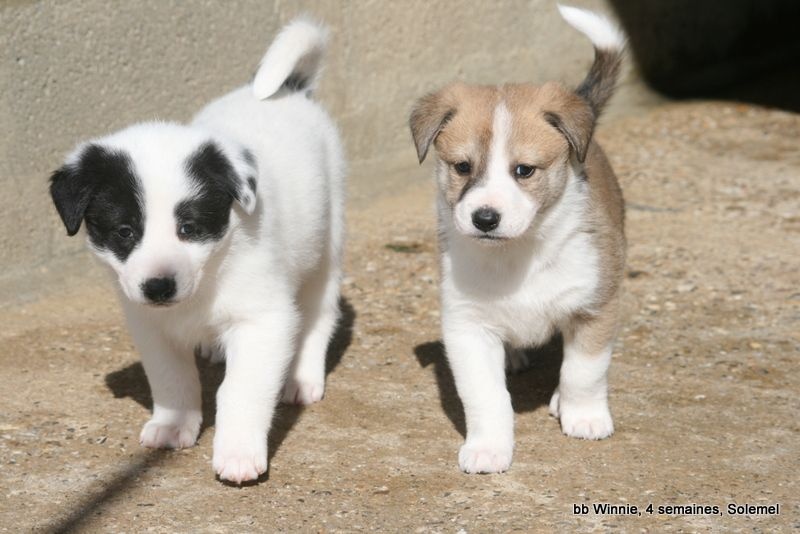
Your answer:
(185, 141), (242, 202)
(175, 140), (253, 242)
(78, 145), (144, 261)
(174, 194), (232, 242)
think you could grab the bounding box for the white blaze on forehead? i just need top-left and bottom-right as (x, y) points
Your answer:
(121, 136), (196, 285)
(451, 100), (539, 239)
(137, 156), (188, 257)
(481, 101), (520, 208)
(454, 100), (538, 238)
(487, 102), (512, 183)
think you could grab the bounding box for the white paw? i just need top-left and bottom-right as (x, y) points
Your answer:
(212, 428), (268, 484)
(281, 379), (325, 405)
(458, 439), (513, 474)
(554, 394), (614, 440)
(139, 411), (202, 449)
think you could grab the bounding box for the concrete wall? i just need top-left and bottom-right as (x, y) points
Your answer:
(0, 0), (624, 287)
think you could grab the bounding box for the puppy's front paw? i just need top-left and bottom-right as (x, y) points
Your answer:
(281, 379), (325, 405)
(458, 439), (513, 474)
(555, 395), (614, 440)
(139, 411), (202, 449)
(212, 429), (268, 484)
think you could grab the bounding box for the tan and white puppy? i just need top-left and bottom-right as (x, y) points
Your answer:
(410, 5), (626, 474)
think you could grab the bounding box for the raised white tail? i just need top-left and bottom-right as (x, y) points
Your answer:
(252, 17), (329, 100)
(558, 4), (626, 115)
(558, 4), (625, 52)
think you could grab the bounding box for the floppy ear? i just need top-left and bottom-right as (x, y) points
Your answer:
(50, 143), (139, 235)
(232, 148), (259, 215)
(543, 102), (595, 163)
(409, 89), (456, 163)
(50, 161), (95, 236)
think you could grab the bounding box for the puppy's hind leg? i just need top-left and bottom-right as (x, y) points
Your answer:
(550, 299), (619, 440)
(282, 256), (341, 405)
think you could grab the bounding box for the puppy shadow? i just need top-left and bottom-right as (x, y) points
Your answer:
(105, 297), (355, 482)
(413, 335), (563, 438)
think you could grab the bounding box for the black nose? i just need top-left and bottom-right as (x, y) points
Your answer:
(472, 207), (501, 232)
(141, 277), (177, 304)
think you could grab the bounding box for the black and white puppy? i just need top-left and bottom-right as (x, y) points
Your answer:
(49, 19), (345, 483)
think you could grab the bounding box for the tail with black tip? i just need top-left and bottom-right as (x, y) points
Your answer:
(252, 17), (328, 100)
(558, 4), (625, 117)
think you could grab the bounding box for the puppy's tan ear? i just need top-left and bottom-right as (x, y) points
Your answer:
(409, 89), (455, 163)
(543, 99), (594, 163)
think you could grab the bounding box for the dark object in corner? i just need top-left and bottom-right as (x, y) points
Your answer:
(609, 0), (800, 111)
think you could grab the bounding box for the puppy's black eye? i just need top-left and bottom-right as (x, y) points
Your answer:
(117, 225), (134, 239)
(454, 161), (472, 175)
(514, 164), (535, 179)
(178, 223), (196, 237)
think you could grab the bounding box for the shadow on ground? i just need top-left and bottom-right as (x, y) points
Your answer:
(47, 300), (351, 527)
(44, 449), (170, 534)
(103, 297), (355, 470)
(414, 335), (563, 437)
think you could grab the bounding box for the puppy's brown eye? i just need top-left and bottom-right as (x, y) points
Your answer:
(117, 225), (133, 239)
(454, 161), (472, 175)
(514, 164), (535, 179)
(179, 223), (196, 237)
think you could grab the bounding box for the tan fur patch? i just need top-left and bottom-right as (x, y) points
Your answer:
(409, 9), (628, 360)
(582, 141), (627, 306)
(422, 82), (606, 213)
(567, 296), (621, 356)
(413, 78), (626, 320)
(429, 84), (498, 206)
(501, 83), (580, 212)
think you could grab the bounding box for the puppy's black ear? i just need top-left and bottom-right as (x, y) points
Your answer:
(409, 87), (456, 164)
(50, 162), (95, 236)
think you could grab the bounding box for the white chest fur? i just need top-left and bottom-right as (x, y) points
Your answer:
(439, 179), (599, 348)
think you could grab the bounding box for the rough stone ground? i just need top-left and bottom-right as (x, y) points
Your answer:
(1, 100), (798, 533)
